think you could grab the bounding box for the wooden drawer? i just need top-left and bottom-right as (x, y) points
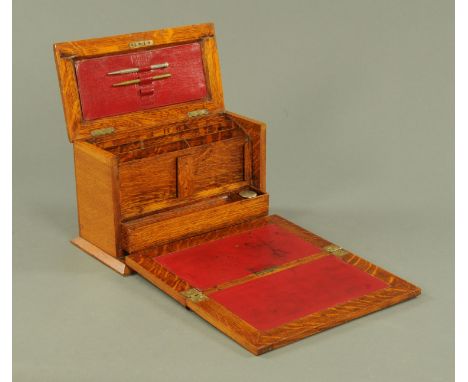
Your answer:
(121, 192), (269, 252)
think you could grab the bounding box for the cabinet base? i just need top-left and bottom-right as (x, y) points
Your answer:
(71, 237), (133, 276)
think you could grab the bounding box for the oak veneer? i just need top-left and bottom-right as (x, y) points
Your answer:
(54, 23), (268, 270)
(54, 23), (420, 354)
(73, 141), (121, 258)
(122, 192), (269, 252)
(126, 215), (421, 355)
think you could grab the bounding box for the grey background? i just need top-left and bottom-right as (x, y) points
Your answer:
(13, 0), (454, 381)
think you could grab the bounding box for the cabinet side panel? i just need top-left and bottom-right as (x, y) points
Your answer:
(226, 112), (266, 192)
(74, 142), (120, 257)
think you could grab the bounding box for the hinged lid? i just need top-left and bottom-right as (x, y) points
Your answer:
(53, 23), (224, 142)
(126, 215), (421, 355)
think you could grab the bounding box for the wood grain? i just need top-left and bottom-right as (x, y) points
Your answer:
(226, 112), (266, 192)
(54, 23), (224, 142)
(73, 142), (121, 257)
(71, 237), (132, 276)
(56, 24), (420, 357)
(177, 155), (194, 198)
(122, 193), (269, 252)
(119, 153), (177, 219)
(128, 211), (276, 259)
(118, 134), (249, 219)
(125, 255), (190, 305)
(56, 25), (269, 273)
(126, 215), (420, 355)
(93, 113), (228, 149)
(189, 136), (245, 193)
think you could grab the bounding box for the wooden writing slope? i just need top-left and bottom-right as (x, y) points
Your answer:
(53, 23), (420, 355)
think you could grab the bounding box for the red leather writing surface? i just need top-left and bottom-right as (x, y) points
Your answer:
(155, 224), (323, 290)
(75, 42), (207, 120)
(210, 255), (388, 331)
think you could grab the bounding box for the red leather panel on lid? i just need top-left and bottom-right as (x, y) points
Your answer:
(210, 255), (388, 331)
(75, 42), (208, 120)
(155, 224), (323, 290)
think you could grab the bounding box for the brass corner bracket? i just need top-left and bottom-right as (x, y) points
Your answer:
(181, 288), (208, 303)
(323, 244), (349, 257)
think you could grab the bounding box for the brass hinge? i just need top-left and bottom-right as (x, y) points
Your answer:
(188, 109), (209, 118)
(323, 244), (349, 257)
(254, 266), (278, 276)
(90, 127), (115, 138)
(181, 288), (208, 303)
